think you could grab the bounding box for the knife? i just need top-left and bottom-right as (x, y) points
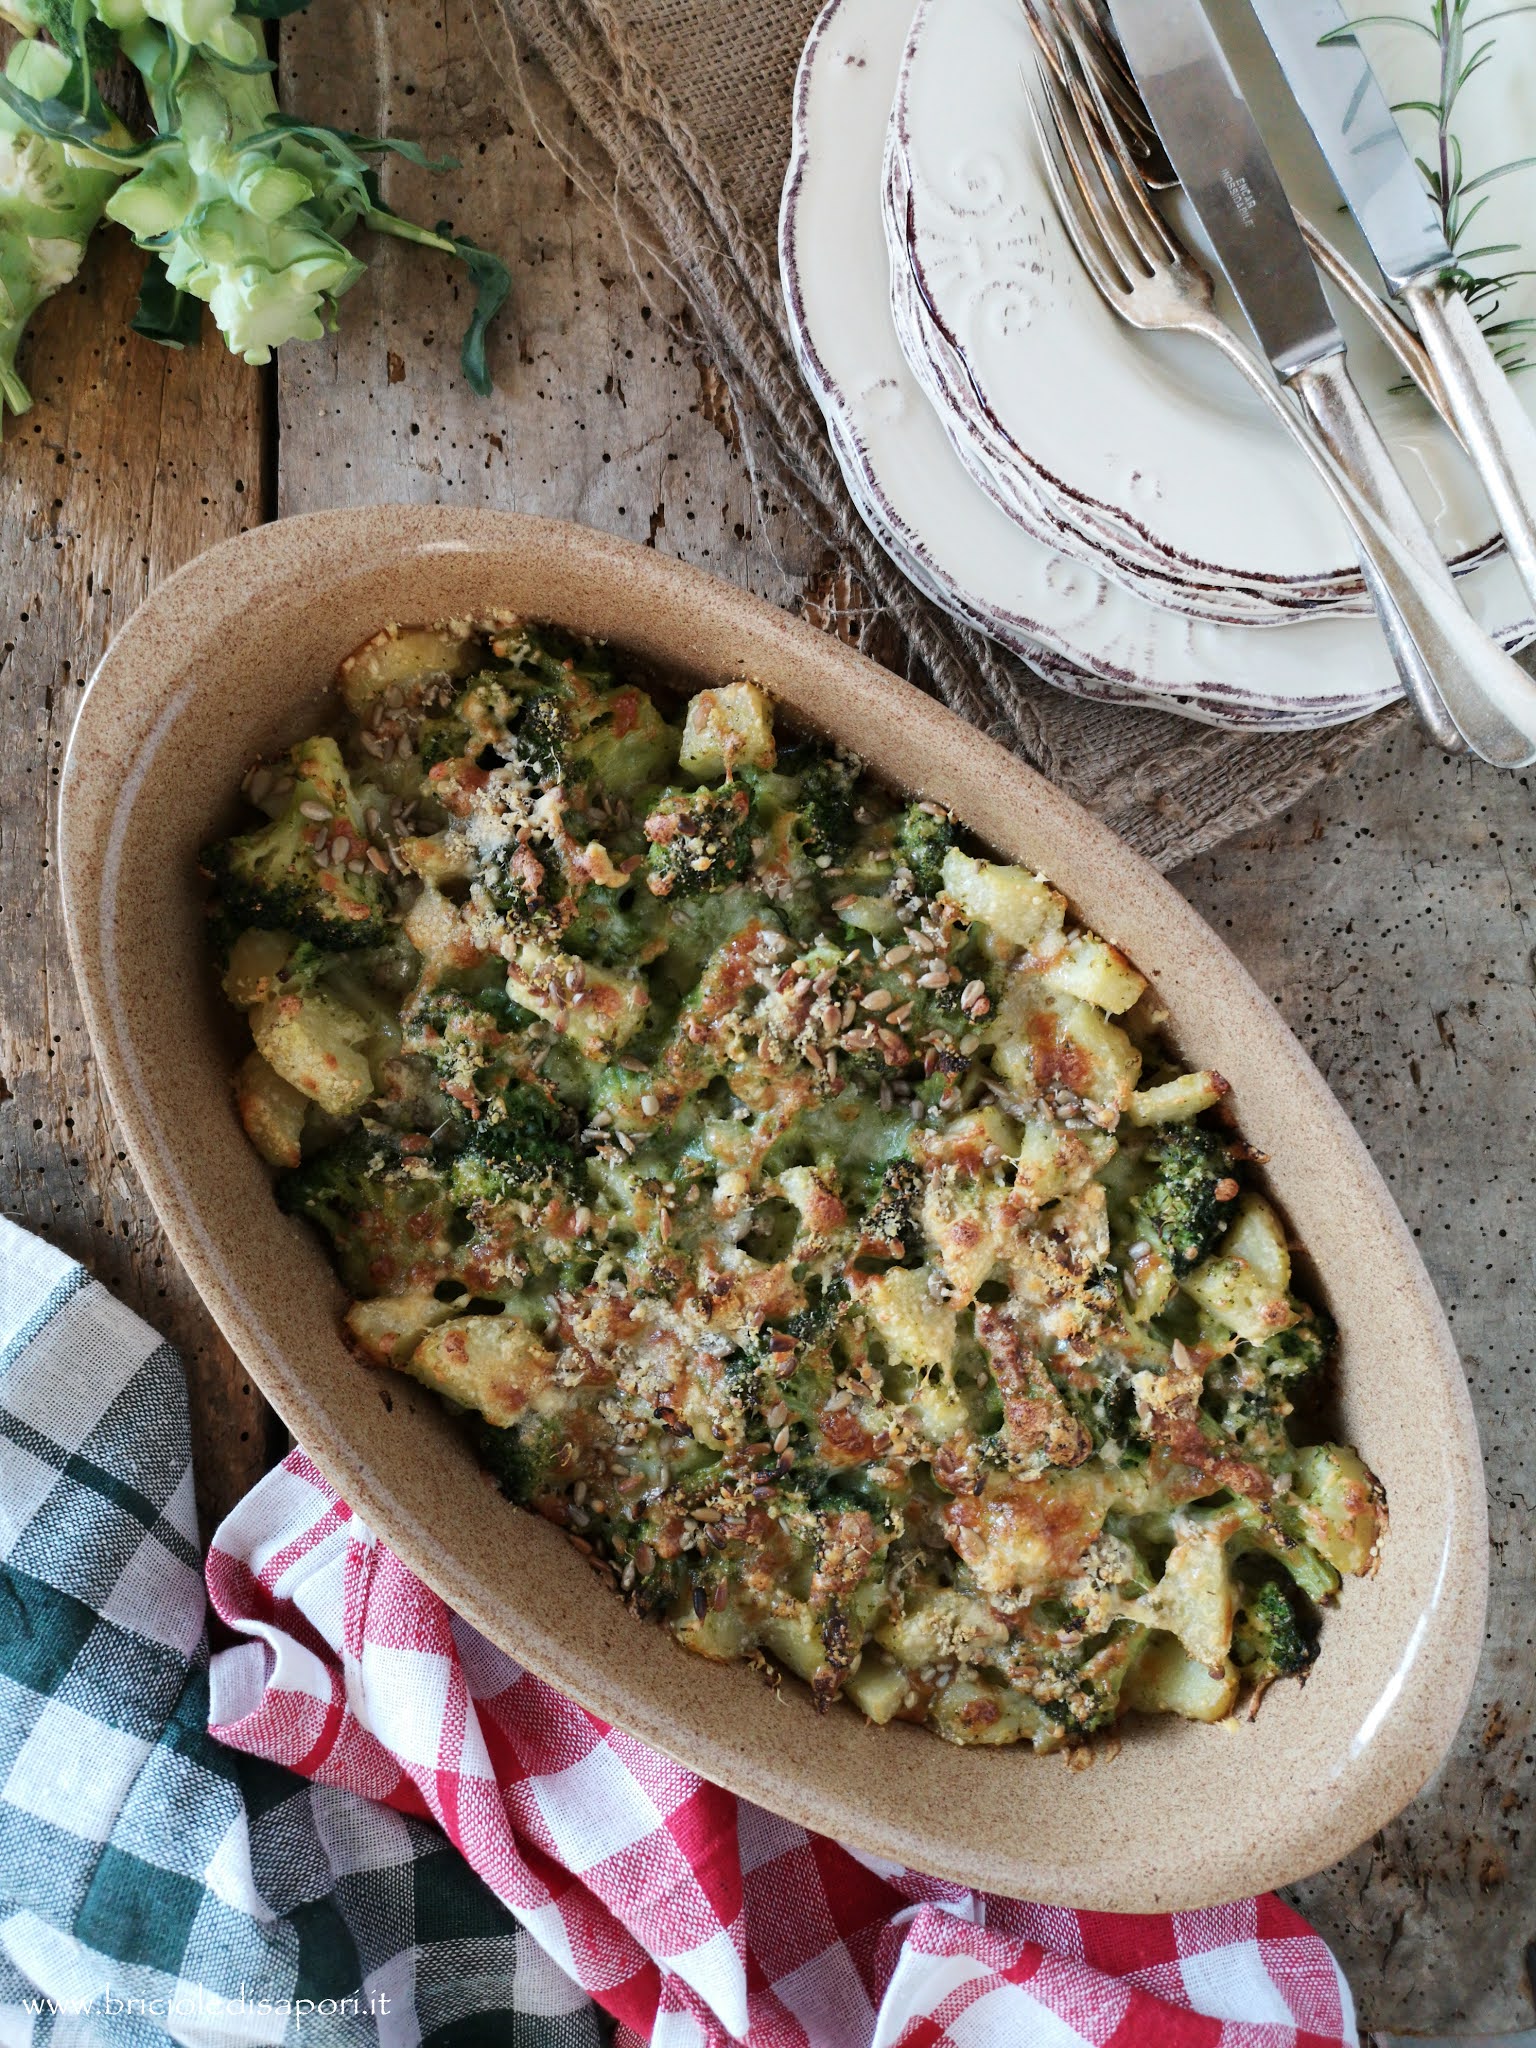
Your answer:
(1102, 0), (1536, 760)
(1247, 0), (1536, 623)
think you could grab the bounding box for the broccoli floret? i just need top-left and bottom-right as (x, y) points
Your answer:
(895, 803), (955, 896)
(401, 983), (537, 1104)
(492, 621), (618, 693)
(202, 736), (390, 950)
(1134, 1125), (1237, 1275)
(449, 1083), (581, 1203)
(783, 1275), (850, 1349)
(563, 883), (666, 969)
(793, 751), (859, 864)
(1232, 1576), (1316, 1690)
(417, 716), (472, 771)
(475, 839), (571, 940)
(1261, 1310), (1334, 1381)
(644, 784), (753, 898)
(512, 691), (576, 787)
(279, 1124), (458, 1296)
(861, 1158), (924, 1260)
(468, 1410), (565, 1506)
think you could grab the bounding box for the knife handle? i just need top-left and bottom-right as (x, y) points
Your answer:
(1402, 279), (1536, 622)
(1284, 349), (1536, 764)
(1287, 352), (1465, 753)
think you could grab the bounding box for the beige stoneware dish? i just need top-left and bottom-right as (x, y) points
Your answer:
(58, 506), (1487, 1910)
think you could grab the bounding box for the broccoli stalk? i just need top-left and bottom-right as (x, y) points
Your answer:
(0, 39), (127, 426)
(1134, 1125), (1238, 1275)
(202, 735), (391, 949)
(644, 784), (753, 898)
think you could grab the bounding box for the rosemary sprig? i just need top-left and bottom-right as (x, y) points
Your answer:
(1321, 1), (1536, 371)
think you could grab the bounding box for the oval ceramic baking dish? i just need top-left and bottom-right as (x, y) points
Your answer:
(57, 506), (1487, 1910)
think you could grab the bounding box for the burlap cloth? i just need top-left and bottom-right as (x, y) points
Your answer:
(489, 0), (1405, 867)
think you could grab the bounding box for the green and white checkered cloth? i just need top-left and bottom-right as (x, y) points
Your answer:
(0, 1214), (604, 2047)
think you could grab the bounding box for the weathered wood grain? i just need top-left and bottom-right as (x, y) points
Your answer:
(1177, 727), (1536, 2036)
(0, 225), (275, 1539)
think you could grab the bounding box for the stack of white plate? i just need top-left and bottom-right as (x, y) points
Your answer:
(780, 0), (1536, 728)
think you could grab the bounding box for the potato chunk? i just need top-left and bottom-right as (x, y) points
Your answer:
(1126, 1070), (1230, 1126)
(337, 622), (480, 715)
(1124, 1635), (1238, 1722)
(679, 681), (777, 779)
(1184, 1193), (1299, 1344)
(857, 1266), (958, 1370)
(345, 1291), (459, 1366)
(940, 849), (1065, 950)
(1291, 1444), (1382, 1576)
(223, 928), (298, 1009)
(234, 1050), (309, 1167)
(250, 989), (373, 1114)
(405, 1312), (559, 1428)
(507, 943), (649, 1058)
(991, 981), (1141, 1122)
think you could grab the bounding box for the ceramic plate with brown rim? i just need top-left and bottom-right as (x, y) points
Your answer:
(58, 505), (1487, 1910)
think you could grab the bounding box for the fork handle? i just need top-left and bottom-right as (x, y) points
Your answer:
(1285, 349), (1536, 765)
(1401, 277), (1536, 622)
(1287, 352), (1464, 753)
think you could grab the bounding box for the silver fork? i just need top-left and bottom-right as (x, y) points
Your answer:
(1025, 10), (1536, 764)
(1024, 0), (1453, 421)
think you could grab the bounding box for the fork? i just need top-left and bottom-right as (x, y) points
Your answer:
(1025, 6), (1536, 764)
(1024, 0), (1454, 424)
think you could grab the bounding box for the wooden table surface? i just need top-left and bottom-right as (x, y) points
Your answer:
(0, 10), (1530, 2036)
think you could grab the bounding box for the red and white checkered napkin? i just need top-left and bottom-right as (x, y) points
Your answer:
(206, 1450), (1358, 2048)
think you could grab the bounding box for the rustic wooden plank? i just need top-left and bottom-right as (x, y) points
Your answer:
(274, 9), (1534, 2031)
(0, 224), (274, 1540)
(275, 0), (816, 598)
(1177, 725), (1536, 2036)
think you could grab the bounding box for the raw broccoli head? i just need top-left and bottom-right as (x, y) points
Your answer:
(468, 1410), (566, 1506)
(644, 784), (753, 898)
(895, 803), (955, 897)
(1134, 1124), (1237, 1275)
(449, 1083), (581, 1203)
(1232, 1575), (1316, 1688)
(278, 1124), (457, 1297)
(792, 750), (859, 864)
(202, 736), (391, 950)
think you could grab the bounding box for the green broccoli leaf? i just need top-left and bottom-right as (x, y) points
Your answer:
(131, 252), (203, 347)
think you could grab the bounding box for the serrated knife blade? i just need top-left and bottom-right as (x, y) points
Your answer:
(1246, 0), (1452, 287)
(1102, 0), (1344, 377)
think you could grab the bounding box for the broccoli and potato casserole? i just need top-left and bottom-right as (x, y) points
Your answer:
(204, 616), (1383, 1748)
